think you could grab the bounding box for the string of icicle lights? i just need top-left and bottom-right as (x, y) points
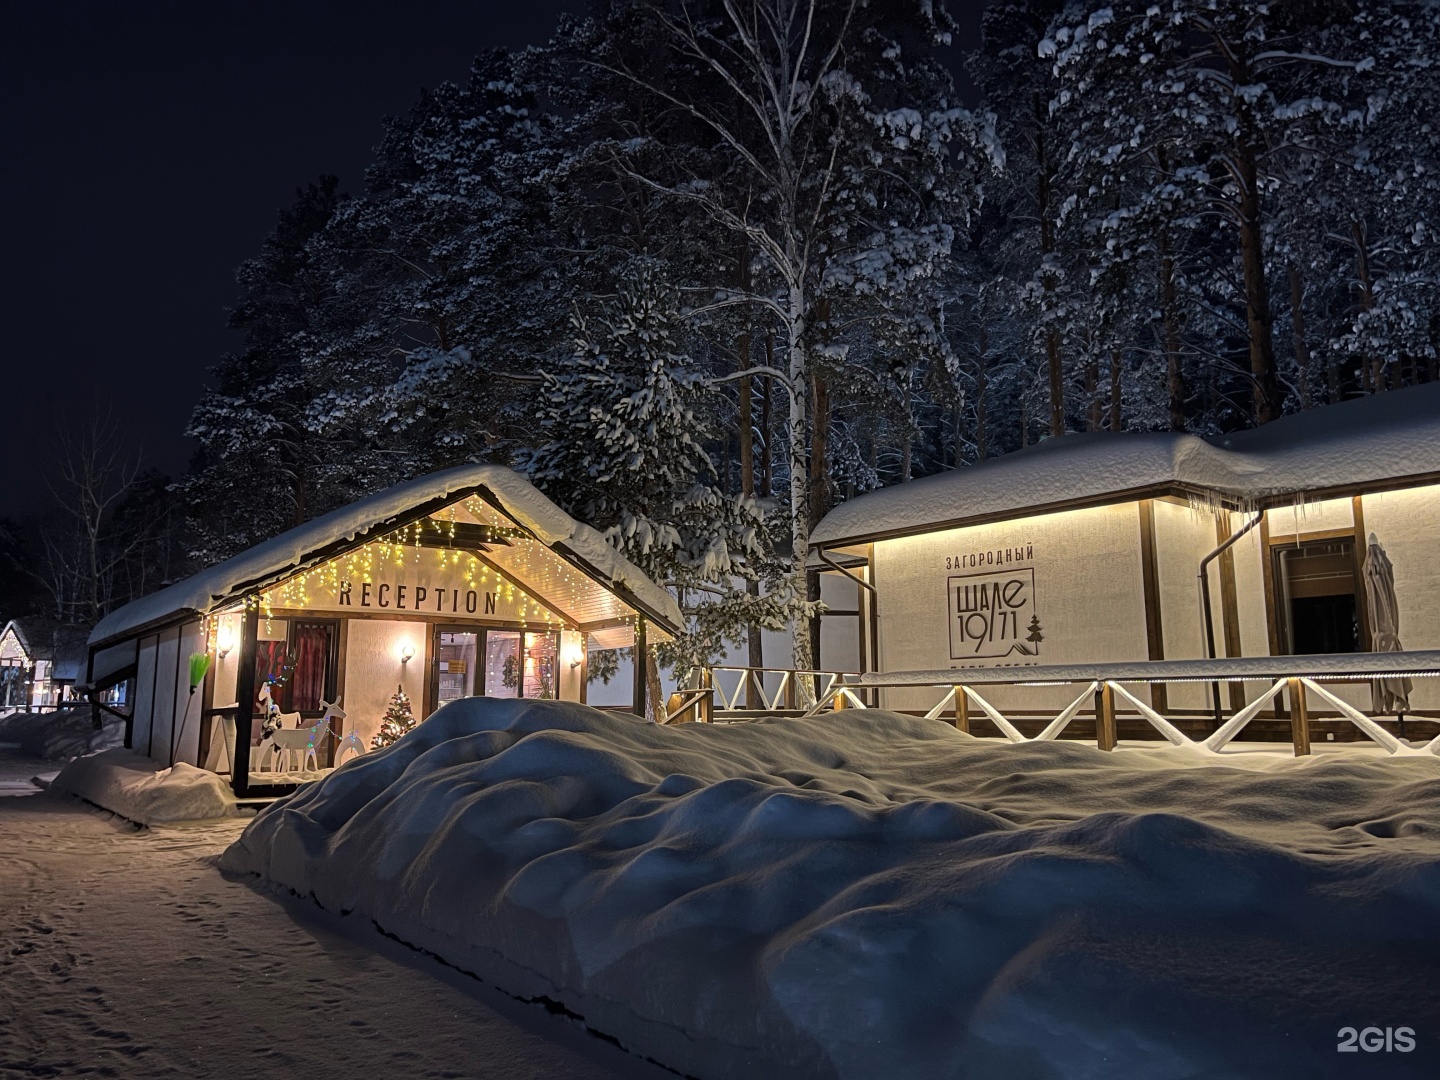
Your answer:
(204, 498), (643, 648)
(245, 498), (637, 634)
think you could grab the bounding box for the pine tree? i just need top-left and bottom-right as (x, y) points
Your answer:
(370, 684), (418, 749)
(519, 261), (776, 681)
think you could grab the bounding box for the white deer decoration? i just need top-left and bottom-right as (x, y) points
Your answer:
(253, 683), (283, 772)
(268, 713), (325, 773)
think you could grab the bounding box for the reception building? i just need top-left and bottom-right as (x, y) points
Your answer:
(84, 466), (682, 795)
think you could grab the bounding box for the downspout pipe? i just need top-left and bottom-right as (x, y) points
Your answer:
(1199, 511), (1263, 724)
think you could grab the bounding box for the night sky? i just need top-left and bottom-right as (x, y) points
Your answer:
(1, 1), (985, 523)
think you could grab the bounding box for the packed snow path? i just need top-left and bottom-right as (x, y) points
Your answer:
(0, 778), (672, 1079)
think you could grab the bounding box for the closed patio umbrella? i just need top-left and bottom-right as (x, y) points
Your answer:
(1362, 532), (1412, 715)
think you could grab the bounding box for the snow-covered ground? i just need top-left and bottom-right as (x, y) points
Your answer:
(225, 698), (1440, 1079)
(0, 770), (675, 1079)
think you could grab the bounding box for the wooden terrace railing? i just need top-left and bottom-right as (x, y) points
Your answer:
(799, 651), (1440, 758)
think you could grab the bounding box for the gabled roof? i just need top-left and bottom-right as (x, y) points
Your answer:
(812, 383), (1440, 549)
(0, 620), (31, 663)
(89, 465), (684, 648)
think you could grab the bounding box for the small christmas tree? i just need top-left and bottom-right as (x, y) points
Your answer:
(371, 684), (417, 749)
(1026, 615), (1044, 646)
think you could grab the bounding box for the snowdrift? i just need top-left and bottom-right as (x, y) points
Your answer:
(52, 747), (237, 824)
(222, 700), (1440, 1079)
(0, 706), (125, 761)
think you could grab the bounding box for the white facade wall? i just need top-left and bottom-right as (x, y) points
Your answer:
(1152, 501), (1224, 710)
(170, 620), (206, 767)
(559, 630), (585, 702)
(1266, 495), (1354, 541)
(131, 634), (158, 757)
(341, 619), (430, 747)
(148, 627), (181, 763)
(873, 502), (1149, 713)
(211, 612), (242, 708)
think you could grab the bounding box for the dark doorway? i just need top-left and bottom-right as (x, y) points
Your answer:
(1274, 538), (1360, 655)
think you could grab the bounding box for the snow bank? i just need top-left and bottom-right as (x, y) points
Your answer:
(0, 707), (125, 761)
(52, 747), (237, 824)
(222, 699), (1440, 1078)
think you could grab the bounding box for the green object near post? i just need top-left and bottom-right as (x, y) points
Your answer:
(188, 652), (212, 694)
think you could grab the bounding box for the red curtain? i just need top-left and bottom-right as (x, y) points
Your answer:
(254, 640), (289, 703)
(290, 624), (331, 712)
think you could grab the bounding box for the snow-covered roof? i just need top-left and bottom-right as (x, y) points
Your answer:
(90, 465), (684, 648)
(0, 620), (32, 663)
(812, 383), (1440, 548)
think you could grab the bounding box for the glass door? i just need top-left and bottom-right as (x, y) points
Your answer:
(435, 631), (478, 705)
(484, 631), (522, 697)
(477, 630), (558, 698)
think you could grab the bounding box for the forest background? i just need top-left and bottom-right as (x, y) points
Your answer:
(4, 0), (1437, 684)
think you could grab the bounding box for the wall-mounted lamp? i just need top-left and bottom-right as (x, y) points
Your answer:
(217, 623), (234, 659)
(400, 641), (417, 664)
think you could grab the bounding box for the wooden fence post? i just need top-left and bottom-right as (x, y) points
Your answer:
(1096, 682), (1117, 751)
(1287, 678), (1311, 757)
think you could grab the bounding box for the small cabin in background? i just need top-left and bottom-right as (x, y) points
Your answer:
(85, 465), (683, 796)
(0, 620), (88, 709)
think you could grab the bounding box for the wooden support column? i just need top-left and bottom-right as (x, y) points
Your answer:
(631, 617), (647, 719)
(230, 604), (261, 797)
(954, 686), (969, 733)
(1096, 682), (1117, 751)
(1287, 678), (1311, 757)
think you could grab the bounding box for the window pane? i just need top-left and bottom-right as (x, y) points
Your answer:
(437, 632), (478, 704)
(290, 623), (332, 711)
(484, 632), (522, 698)
(523, 633), (557, 699)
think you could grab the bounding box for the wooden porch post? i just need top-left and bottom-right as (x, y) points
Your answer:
(1287, 677), (1311, 757)
(954, 686), (969, 733)
(231, 604), (261, 797)
(1096, 682), (1117, 751)
(631, 617), (647, 719)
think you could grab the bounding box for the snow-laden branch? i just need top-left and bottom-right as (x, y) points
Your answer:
(707, 365), (794, 391)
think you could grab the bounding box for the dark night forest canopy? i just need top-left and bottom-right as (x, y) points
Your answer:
(88, 0), (1440, 671)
